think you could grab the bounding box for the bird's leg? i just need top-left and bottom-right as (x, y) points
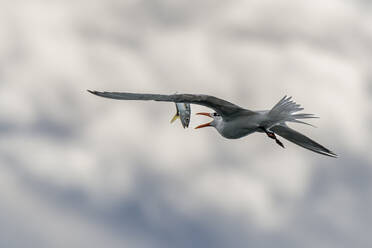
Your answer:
(260, 127), (285, 148)
(260, 127), (276, 139)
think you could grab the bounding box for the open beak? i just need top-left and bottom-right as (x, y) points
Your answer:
(195, 112), (213, 129)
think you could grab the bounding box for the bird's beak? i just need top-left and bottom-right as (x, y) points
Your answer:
(195, 112), (213, 129)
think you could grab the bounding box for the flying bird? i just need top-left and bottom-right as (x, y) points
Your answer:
(87, 90), (337, 158)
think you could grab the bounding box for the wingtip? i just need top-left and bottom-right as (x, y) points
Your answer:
(87, 90), (101, 96)
(330, 152), (338, 158)
(323, 151), (338, 158)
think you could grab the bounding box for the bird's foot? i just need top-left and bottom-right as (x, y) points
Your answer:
(276, 138), (285, 148)
(266, 131), (276, 139)
(260, 127), (285, 149)
(261, 128), (276, 140)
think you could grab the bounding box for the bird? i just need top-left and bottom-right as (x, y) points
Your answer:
(87, 90), (337, 158)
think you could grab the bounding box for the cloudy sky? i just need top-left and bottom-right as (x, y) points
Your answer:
(1, 0), (371, 247)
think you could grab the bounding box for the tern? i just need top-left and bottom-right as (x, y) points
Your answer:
(88, 90), (337, 157)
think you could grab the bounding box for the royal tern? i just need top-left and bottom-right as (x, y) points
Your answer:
(88, 90), (337, 157)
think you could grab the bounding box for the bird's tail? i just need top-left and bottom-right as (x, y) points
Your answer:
(267, 96), (318, 127)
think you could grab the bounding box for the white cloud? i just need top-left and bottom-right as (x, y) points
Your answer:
(0, 0), (371, 247)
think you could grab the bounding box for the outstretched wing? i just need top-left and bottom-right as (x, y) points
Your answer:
(270, 125), (337, 158)
(87, 90), (250, 118)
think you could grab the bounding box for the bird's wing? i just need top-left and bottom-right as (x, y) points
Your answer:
(270, 124), (337, 158)
(87, 90), (250, 118)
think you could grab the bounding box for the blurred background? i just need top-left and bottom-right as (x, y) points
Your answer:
(1, 0), (371, 247)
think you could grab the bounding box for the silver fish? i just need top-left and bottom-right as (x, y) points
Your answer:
(170, 103), (191, 128)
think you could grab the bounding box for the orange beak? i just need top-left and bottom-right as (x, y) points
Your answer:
(195, 112), (213, 129)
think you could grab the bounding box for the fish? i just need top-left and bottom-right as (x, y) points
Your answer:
(170, 102), (191, 128)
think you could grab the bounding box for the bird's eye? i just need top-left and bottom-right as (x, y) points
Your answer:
(213, 113), (219, 117)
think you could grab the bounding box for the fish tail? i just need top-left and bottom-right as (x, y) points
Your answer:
(170, 114), (179, 123)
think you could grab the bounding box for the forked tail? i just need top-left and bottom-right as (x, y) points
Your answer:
(268, 96), (318, 127)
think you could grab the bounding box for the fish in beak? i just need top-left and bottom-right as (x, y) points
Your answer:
(170, 103), (191, 128)
(195, 112), (213, 129)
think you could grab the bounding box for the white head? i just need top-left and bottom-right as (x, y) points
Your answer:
(195, 112), (224, 130)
